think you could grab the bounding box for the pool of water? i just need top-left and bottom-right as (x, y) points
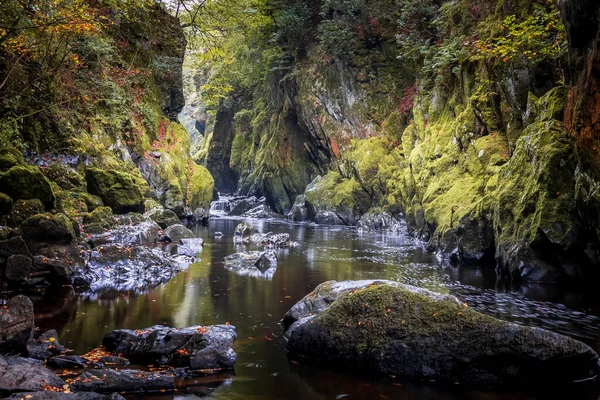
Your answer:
(33, 217), (600, 399)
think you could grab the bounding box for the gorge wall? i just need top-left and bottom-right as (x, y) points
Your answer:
(195, 0), (600, 282)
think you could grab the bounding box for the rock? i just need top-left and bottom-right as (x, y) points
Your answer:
(214, 231), (224, 237)
(147, 208), (180, 229)
(0, 236), (32, 259)
(0, 165), (55, 210)
(229, 196), (262, 216)
(0, 226), (11, 240)
(0, 192), (13, 215)
(233, 222), (257, 242)
(242, 204), (277, 219)
(82, 244), (183, 293)
(249, 232), (291, 247)
(357, 209), (406, 234)
(0, 356), (65, 393)
(83, 206), (115, 228)
(97, 356), (130, 367)
(5, 254), (32, 281)
(223, 251), (277, 279)
(100, 221), (161, 247)
(85, 168), (144, 214)
(27, 330), (65, 361)
(6, 393), (124, 400)
(114, 213), (144, 226)
(287, 194), (315, 222)
(79, 193), (104, 212)
(161, 224), (193, 242)
(70, 369), (174, 394)
(102, 324), (237, 373)
(283, 280), (600, 387)
(47, 355), (89, 369)
(0, 295), (34, 355)
(19, 213), (76, 248)
(7, 199), (45, 227)
(188, 164), (215, 215)
(31, 244), (82, 281)
(177, 238), (204, 257)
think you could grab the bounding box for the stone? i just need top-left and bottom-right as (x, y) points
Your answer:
(5, 393), (125, 400)
(233, 222), (257, 243)
(161, 224), (194, 242)
(19, 213), (76, 247)
(242, 204), (277, 219)
(7, 199), (45, 227)
(357, 209), (406, 234)
(0, 295), (34, 355)
(98, 356), (130, 367)
(287, 194), (315, 222)
(101, 221), (161, 247)
(70, 369), (174, 394)
(5, 254), (32, 281)
(47, 355), (89, 369)
(223, 251), (277, 279)
(0, 165), (55, 210)
(102, 324), (237, 373)
(283, 280), (600, 387)
(0, 237), (32, 259)
(147, 208), (180, 229)
(0, 356), (65, 393)
(83, 206), (115, 228)
(27, 330), (65, 361)
(0, 192), (13, 215)
(177, 238), (204, 257)
(249, 232), (291, 247)
(85, 168), (144, 214)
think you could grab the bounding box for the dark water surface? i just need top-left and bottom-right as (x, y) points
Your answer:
(34, 218), (600, 399)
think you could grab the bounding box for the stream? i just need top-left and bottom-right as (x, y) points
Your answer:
(32, 215), (600, 399)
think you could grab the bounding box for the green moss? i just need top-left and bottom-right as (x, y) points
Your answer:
(42, 164), (86, 191)
(188, 163), (215, 212)
(0, 192), (13, 215)
(19, 213), (76, 245)
(85, 168), (145, 214)
(0, 165), (55, 210)
(83, 206), (115, 228)
(7, 199), (45, 227)
(55, 190), (89, 218)
(148, 208), (180, 229)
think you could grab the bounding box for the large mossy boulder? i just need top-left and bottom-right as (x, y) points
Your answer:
(147, 208), (180, 229)
(188, 164), (215, 215)
(0, 165), (55, 210)
(283, 280), (600, 387)
(0, 193), (13, 215)
(19, 213), (76, 247)
(85, 168), (145, 214)
(83, 206), (115, 228)
(6, 199), (45, 227)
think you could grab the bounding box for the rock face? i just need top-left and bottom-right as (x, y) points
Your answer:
(0, 356), (65, 393)
(85, 168), (145, 214)
(357, 209), (407, 234)
(102, 325), (237, 373)
(0, 295), (34, 355)
(283, 280), (600, 387)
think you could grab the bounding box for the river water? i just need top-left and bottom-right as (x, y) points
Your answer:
(33, 217), (600, 399)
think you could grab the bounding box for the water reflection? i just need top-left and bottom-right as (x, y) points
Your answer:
(30, 217), (600, 399)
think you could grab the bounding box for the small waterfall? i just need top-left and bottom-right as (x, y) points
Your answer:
(210, 194), (233, 216)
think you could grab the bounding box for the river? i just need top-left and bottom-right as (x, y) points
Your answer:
(33, 217), (600, 399)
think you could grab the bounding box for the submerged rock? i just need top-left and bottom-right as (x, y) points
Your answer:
(233, 222), (257, 243)
(283, 280), (600, 387)
(0, 356), (65, 393)
(223, 251), (277, 279)
(71, 369), (174, 394)
(249, 232), (291, 248)
(0, 295), (34, 355)
(102, 324), (237, 373)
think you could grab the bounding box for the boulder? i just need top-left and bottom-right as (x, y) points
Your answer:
(85, 168), (144, 214)
(177, 238), (204, 257)
(97, 356), (130, 367)
(283, 280), (600, 387)
(102, 324), (237, 373)
(249, 232), (291, 247)
(287, 194), (315, 222)
(5, 254), (32, 281)
(161, 224), (193, 242)
(147, 208), (180, 229)
(97, 221), (161, 247)
(0, 165), (55, 210)
(0, 295), (34, 355)
(19, 213), (76, 248)
(223, 251), (277, 279)
(242, 204), (277, 219)
(0, 356), (65, 393)
(232, 222), (257, 243)
(7, 199), (45, 227)
(47, 355), (89, 369)
(357, 209), (407, 234)
(27, 330), (65, 361)
(83, 206), (115, 228)
(0, 236), (32, 259)
(70, 369), (174, 394)
(229, 196), (261, 216)
(0, 192), (13, 215)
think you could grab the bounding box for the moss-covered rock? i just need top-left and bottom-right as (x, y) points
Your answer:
(7, 199), (45, 227)
(83, 206), (115, 228)
(147, 209), (180, 229)
(19, 213), (76, 247)
(188, 163), (214, 214)
(85, 168), (145, 214)
(0, 165), (55, 210)
(42, 164), (86, 191)
(54, 190), (89, 218)
(0, 192), (13, 215)
(0, 147), (24, 171)
(79, 192), (104, 212)
(284, 281), (600, 386)
(161, 224), (194, 243)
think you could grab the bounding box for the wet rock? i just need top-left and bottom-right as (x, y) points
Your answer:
(147, 208), (180, 229)
(85, 168), (145, 214)
(161, 224), (193, 242)
(214, 231), (224, 237)
(0, 226), (11, 240)
(0, 356), (65, 393)
(103, 221), (161, 247)
(177, 238), (203, 257)
(242, 204), (277, 219)
(83, 207), (115, 229)
(70, 369), (174, 394)
(19, 213), (76, 248)
(0, 236), (32, 259)
(31, 245), (82, 282)
(83, 244), (183, 293)
(0, 192), (13, 215)
(287, 195), (315, 222)
(314, 211), (345, 226)
(233, 222), (257, 243)
(102, 324), (237, 373)
(223, 251), (277, 279)
(229, 196), (261, 216)
(114, 213), (145, 226)
(357, 209), (406, 234)
(7, 199), (45, 227)
(249, 232), (291, 248)
(5, 254), (32, 281)
(283, 280), (600, 387)
(6, 392), (124, 400)
(98, 356), (130, 367)
(0, 165), (55, 210)
(27, 330), (65, 361)
(47, 355), (89, 369)
(0, 295), (34, 355)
